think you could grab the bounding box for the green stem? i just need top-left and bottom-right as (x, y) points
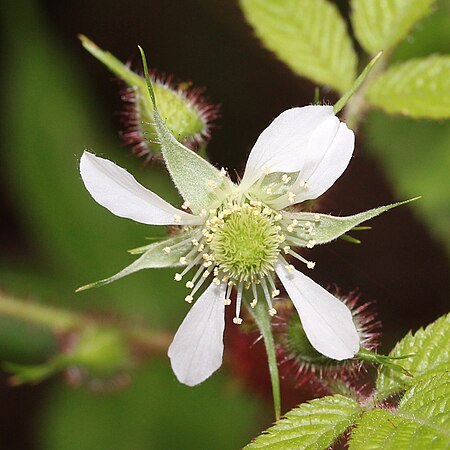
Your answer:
(0, 293), (171, 354)
(247, 298), (281, 420)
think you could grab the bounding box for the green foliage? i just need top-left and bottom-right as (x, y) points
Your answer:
(240, 0), (357, 93)
(351, 0), (436, 54)
(283, 199), (418, 247)
(366, 55), (450, 119)
(245, 395), (362, 449)
(377, 313), (450, 399)
(350, 372), (450, 449)
(366, 111), (450, 254)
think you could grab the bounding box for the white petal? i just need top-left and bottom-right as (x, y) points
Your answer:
(295, 119), (354, 203)
(168, 282), (226, 386)
(240, 106), (334, 191)
(276, 260), (359, 360)
(80, 151), (202, 225)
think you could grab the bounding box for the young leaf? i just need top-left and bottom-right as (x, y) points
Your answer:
(366, 55), (450, 119)
(246, 395), (362, 449)
(283, 198), (418, 247)
(240, 0), (357, 93)
(351, 0), (436, 55)
(376, 313), (450, 399)
(350, 372), (450, 450)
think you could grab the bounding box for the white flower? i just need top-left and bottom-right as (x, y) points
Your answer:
(79, 105), (403, 386)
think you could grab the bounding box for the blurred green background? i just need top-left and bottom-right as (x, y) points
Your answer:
(0, 0), (448, 448)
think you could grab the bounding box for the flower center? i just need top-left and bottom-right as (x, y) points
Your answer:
(207, 203), (284, 282)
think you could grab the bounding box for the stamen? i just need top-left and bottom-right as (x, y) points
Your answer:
(181, 201), (190, 210)
(287, 249), (316, 270)
(173, 215), (182, 223)
(163, 247), (171, 254)
(185, 295), (193, 303)
(174, 273), (182, 281)
(233, 283), (243, 324)
(179, 256), (187, 264)
(250, 283), (258, 308)
(260, 277), (275, 313)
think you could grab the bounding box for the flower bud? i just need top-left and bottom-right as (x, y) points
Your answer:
(80, 35), (219, 162)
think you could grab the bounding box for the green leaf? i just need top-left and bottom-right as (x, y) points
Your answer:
(240, 0), (357, 93)
(351, 0), (436, 54)
(376, 313), (450, 399)
(366, 55), (450, 119)
(77, 230), (198, 291)
(246, 394), (362, 449)
(350, 372), (450, 450)
(283, 199), (418, 247)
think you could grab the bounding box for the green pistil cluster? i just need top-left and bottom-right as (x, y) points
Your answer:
(208, 202), (284, 283)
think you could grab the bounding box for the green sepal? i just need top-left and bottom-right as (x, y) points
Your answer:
(4, 359), (67, 385)
(284, 198), (419, 247)
(138, 47), (236, 213)
(333, 51), (383, 114)
(76, 230), (198, 292)
(357, 348), (413, 377)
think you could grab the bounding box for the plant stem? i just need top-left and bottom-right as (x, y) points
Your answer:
(0, 293), (171, 355)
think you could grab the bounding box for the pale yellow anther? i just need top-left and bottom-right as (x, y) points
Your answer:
(219, 167), (227, 177)
(283, 246), (290, 254)
(288, 192), (296, 203)
(287, 225), (294, 233)
(213, 277), (221, 285)
(282, 174), (291, 184)
(213, 267), (219, 276)
(186, 281), (194, 289)
(224, 299), (232, 306)
(197, 244), (205, 252)
(275, 214), (282, 221)
(191, 239), (199, 246)
(250, 299), (257, 308)
(163, 247), (171, 254)
(233, 317), (243, 325)
(314, 214), (321, 221)
(304, 221), (311, 228)
(185, 295), (193, 303)
(307, 261), (316, 269)
(174, 215), (182, 223)
(307, 240), (316, 249)
(181, 201), (190, 210)
(268, 308), (277, 317)
(263, 207), (272, 216)
(203, 261), (212, 268)
(202, 253), (211, 260)
(272, 289), (280, 298)
(285, 264), (295, 272)
(179, 256), (187, 264)
(174, 273), (182, 281)
(202, 270), (210, 278)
